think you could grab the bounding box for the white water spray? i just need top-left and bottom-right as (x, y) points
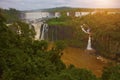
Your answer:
(32, 22), (42, 40)
(40, 23), (48, 40)
(87, 36), (93, 50)
(81, 24), (93, 50)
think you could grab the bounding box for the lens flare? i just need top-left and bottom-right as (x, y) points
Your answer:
(96, 0), (113, 8)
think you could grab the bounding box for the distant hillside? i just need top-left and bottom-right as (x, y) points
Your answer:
(43, 7), (72, 12)
(23, 7), (120, 13)
(23, 7), (72, 12)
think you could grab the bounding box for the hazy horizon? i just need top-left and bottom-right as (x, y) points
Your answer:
(0, 0), (120, 10)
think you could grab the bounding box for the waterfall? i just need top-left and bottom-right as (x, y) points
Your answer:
(81, 25), (88, 34)
(40, 24), (45, 40)
(40, 23), (48, 40)
(32, 22), (42, 40)
(31, 22), (48, 40)
(81, 25), (93, 50)
(87, 36), (92, 50)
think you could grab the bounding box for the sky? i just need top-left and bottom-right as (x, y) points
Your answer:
(0, 0), (120, 10)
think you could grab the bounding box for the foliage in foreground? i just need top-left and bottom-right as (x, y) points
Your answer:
(0, 10), (120, 80)
(0, 13), (97, 80)
(102, 64), (120, 80)
(0, 8), (21, 23)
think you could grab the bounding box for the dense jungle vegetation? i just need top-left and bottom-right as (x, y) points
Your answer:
(47, 12), (120, 60)
(0, 8), (21, 23)
(0, 8), (120, 80)
(0, 9), (98, 80)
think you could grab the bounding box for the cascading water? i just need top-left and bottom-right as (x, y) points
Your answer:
(81, 24), (93, 50)
(30, 21), (48, 41)
(44, 24), (48, 40)
(40, 23), (48, 40)
(32, 22), (43, 40)
(87, 36), (92, 50)
(40, 24), (45, 40)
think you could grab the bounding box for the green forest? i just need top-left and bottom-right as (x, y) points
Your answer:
(0, 8), (21, 23)
(47, 12), (120, 60)
(0, 8), (120, 80)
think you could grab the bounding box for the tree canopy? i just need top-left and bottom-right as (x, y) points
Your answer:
(0, 10), (97, 80)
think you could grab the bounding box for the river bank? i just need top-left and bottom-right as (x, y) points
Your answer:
(61, 47), (110, 77)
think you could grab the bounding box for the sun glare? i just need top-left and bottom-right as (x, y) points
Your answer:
(96, 0), (113, 8)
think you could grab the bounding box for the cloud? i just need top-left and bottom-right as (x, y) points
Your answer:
(0, 0), (120, 10)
